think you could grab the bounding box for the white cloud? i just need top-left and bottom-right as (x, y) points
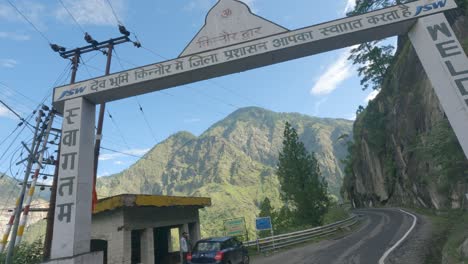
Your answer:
(310, 48), (355, 96)
(344, 0), (356, 14)
(99, 148), (150, 161)
(0, 105), (9, 116)
(0, 32), (30, 41)
(0, 1), (46, 28)
(0, 59), (18, 68)
(0, 105), (14, 119)
(365, 90), (380, 103)
(55, 0), (125, 26)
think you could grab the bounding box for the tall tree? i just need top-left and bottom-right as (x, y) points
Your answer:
(276, 122), (330, 226)
(259, 198), (273, 217)
(347, 0), (409, 91)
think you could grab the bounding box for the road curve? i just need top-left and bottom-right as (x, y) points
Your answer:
(253, 208), (419, 264)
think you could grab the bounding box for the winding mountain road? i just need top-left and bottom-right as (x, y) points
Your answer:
(253, 208), (430, 264)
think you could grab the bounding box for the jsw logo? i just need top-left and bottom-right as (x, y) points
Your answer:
(415, 0), (447, 16)
(58, 86), (86, 100)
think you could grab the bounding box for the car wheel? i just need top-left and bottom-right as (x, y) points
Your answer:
(242, 255), (250, 264)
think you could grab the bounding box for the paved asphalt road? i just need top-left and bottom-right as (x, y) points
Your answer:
(253, 208), (420, 264)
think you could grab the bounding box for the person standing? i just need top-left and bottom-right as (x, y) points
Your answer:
(180, 231), (190, 264)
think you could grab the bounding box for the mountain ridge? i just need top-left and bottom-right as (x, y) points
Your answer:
(96, 106), (353, 236)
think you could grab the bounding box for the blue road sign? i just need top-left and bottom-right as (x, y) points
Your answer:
(256, 217), (272, 231)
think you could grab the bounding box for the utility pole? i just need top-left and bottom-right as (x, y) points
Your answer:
(43, 27), (139, 260)
(5, 110), (45, 264)
(15, 109), (56, 245)
(43, 53), (79, 261)
(92, 42), (114, 209)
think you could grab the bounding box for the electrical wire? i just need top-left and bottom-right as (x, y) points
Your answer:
(5, 0), (52, 44)
(104, 0), (123, 25)
(135, 98), (158, 143)
(0, 62), (71, 181)
(106, 109), (131, 149)
(0, 124), (23, 150)
(0, 82), (39, 106)
(111, 48), (159, 143)
(0, 100), (26, 122)
(79, 55), (94, 78)
(111, 47), (230, 116)
(57, 0), (86, 34)
(139, 44), (263, 108)
(101, 146), (194, 170)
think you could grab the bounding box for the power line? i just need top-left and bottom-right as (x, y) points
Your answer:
(0, 82), (39, 106)
(106, 109), (131, 149)
(0, 62), (72, 182)
(112, 48), (159, 143)
(0, 125), (22, 150)
(0, 100), (26, 122)
(57, 0), (86, 34)
(6, 0), (51, 44)
(79, 55), (93, 78)
(139, 44), (263, 108)
(100, 146), (194, 170)
(112, 47), (126, 70)
(135, 98), (158, 143)
(104, 0), (123, 25)
(112, 48), (230, 116)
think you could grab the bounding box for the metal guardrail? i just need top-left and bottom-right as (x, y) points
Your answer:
(243, 215), (359, 252)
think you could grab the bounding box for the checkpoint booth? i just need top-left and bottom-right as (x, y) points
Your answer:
(90, 194), (211, 264)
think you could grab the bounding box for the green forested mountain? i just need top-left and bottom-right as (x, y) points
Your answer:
(0, 176), (18, 202)
(97, 107), (352, 236)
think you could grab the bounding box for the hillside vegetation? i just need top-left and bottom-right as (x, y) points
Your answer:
(97, 107), (352, 236)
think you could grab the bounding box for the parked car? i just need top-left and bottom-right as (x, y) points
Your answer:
(187, 236), (249, 264)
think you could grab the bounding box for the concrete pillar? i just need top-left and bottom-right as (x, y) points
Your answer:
(409, 13), (468, 159)
(122, 229), (132, 264)
(105, 229), (126, 264)
(189, 222), (201, 242)
(141, 228), (155, 264)
(49, 97), (101, 263)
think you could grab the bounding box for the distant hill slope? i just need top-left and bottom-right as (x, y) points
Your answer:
(97, 107), (353, 236)
(0, 176), (18, 202)
(0, 176), (47, 241)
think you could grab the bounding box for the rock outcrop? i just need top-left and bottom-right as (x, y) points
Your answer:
(343, 11), (468, 210)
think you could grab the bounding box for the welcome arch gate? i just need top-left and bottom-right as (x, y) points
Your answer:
(47, 0), (468, 262)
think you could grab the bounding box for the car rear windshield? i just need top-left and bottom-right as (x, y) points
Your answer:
(195, 242), (221, 252)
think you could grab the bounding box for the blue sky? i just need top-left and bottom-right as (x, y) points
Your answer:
(0, 0), (385, 179)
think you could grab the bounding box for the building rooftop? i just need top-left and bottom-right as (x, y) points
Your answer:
(93, 194), (212, 214)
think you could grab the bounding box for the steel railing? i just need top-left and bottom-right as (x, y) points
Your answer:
(243, 215), (359, 252)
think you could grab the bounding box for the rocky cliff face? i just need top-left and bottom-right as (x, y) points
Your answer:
(344, 12), (468, 210)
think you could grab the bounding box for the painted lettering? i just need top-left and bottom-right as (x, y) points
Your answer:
(456, 77), (468, 96)
(56, 203), (74, 223)
(436, 40), (462, 57)
(415, 0), (447, 16)
(58, 177), (75, 196)
(445, 61), (468, 76)
(61, 152), (78, 170)
(57, 86), (86, 100)
(64, 107), (80, 125)
(427, 22), (451, 41)
(62, 129), (79, 147)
